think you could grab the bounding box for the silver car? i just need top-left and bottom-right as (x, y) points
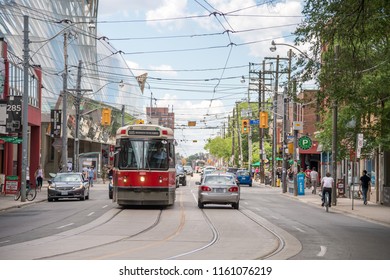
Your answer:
(196, 173), (240, 209)
(48, 172), (90, 202)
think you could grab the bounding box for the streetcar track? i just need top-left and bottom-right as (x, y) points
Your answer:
(238, 208), (287, 259)
(0, 202), (113, 245)
(36, 208), (162, 260)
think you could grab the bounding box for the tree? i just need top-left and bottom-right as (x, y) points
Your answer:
(294, 0), (390, 157)
(204, 136), (232, 163)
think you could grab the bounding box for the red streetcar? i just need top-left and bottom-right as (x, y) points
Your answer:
(112, 124), (176, 206)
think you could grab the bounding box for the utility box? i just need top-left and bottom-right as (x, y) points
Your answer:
(297, 173), (305, 195)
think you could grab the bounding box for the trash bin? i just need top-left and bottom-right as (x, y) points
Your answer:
(277, 178), (281, 187)
(297, 173), (305, 195)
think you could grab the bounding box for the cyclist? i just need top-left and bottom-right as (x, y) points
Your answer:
(321, 172), (334, 207)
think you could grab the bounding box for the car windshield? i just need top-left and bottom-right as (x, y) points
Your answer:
(237, 171), (250, 176)
(204, 175), (236, 185)
(53, 174), (82, 182)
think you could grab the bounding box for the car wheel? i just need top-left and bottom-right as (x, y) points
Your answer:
(232, 202), (239, 209)
(48, 197), (53, 202)
(249, 184), (252, 187)
(198, 200), (204, 209)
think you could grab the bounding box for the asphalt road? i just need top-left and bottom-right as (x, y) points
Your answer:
(0, 174), (389, 260)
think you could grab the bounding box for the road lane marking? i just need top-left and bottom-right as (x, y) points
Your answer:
(0, 240), (10, 244)
(87, 212), (95, 217)
(56, 223), (74, 229)
(293, 226), (305, 233)
(317, 245), (327, 257)
(102, 205), (108, 208)
(244, 201), (249, 205)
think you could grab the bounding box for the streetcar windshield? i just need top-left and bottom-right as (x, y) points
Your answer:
(117, 139), (174, 170)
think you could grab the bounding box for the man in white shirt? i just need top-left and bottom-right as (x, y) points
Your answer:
(321, 172), (334, 207)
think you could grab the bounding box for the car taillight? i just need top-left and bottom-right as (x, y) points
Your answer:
(200, 186), (211, 191)
(228, 186), (239, 192)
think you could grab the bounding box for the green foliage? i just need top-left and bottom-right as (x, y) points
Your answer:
(204, 136), (232, 161)
(294, 0), (390, 154)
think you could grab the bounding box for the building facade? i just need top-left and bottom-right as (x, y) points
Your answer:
(0, 0), (143, 185)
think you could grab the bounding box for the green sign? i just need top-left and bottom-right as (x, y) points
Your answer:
(0, 136), (23, 144)
(298, 136), (312, 150)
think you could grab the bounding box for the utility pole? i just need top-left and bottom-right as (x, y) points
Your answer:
(74, 60), (82, 173)
(121, 105), (125, 126)
(61, 32), (68, 172)
(21, 15), (29, 202)
(282, 86), (288, 193)
(236, 102), (243, 167)
(293, 80), (298, 196)
(332, 45), (340, 206)
(272, 55), (280, 188)
(69, 60), (92, 173)
(231, 112), (236, 166)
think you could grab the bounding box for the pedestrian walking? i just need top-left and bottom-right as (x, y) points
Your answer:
(34, 165), (44, 191)
(304, 166), (311, 189)
(310, 167), (319, 194)
(88, 166), (95, 187)
(102, 164), (108, 184)
(360, 170), (371, 205)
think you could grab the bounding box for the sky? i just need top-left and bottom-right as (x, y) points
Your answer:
(96, 0), (311, 158)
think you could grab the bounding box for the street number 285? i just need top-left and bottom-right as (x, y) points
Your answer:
(7, 104), (22, 111)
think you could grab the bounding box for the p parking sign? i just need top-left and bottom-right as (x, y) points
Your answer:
(298, 136), (312, 150)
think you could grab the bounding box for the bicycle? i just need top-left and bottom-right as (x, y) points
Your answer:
(14, 182), (37, 201)
(324, 191), (330, 212)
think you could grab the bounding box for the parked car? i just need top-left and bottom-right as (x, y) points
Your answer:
(236, 170), (253, 187)
(47, 172), (90, 202)
(196, 172), (240, 209)
(183, 165), (194, 177)
(176, 164), (187, 187)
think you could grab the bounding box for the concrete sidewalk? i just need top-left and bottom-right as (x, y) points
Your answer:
(260, 182), (390, 227)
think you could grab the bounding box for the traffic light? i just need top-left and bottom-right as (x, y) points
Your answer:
(259, 111), (269, 128)
(101, 108), (111, 126)
(241, 119), (249, 134)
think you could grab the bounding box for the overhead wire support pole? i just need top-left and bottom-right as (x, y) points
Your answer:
(21, 15), (29, 202)
(272, 55), (280, 188)
(332, 45), (340, 206)
(68, 61), (92, 172)
(61, 32), (68, 172)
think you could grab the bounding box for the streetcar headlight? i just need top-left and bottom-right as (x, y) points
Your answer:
(158, 176), (163, 183)
(140, 176), (145, 182)
(123, 176), (127, 183)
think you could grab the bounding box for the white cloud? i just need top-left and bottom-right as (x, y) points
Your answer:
(149, 64), (178, 77)
(145, 0), (190, 30)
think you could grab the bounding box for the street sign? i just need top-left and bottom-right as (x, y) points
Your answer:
(298, 135), (312, 150)
(250, 119), (259, 125)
